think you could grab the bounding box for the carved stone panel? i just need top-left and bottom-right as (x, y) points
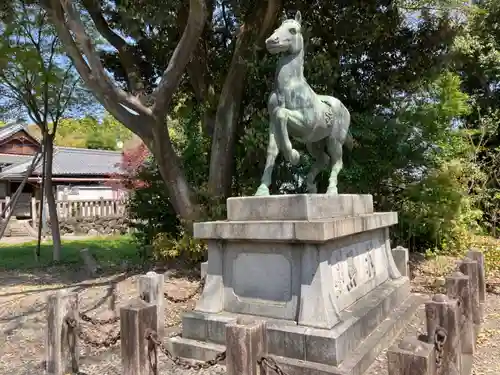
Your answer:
(328, 229), (390, 312)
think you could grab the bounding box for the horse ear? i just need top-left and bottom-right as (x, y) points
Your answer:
(280, 10), (287, 23)
(295, 11), (302, 24)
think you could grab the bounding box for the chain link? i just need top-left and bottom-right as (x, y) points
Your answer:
(79, 312), (120, 326)
(163, 280), (204, 303)
(257, 356), (289, 375)
(146, 329), (225, 370)
(434, 326), (448, 369)
(66, 317), (121, 349)
(65, 316), (80, 373)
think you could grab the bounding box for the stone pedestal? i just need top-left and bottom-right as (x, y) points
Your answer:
(167, 194), (422, 375)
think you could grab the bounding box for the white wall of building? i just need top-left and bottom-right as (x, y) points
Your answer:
(56, 185), (126, 201)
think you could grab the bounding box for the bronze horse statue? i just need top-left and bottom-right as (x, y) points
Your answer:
(255, 11), (352, 196)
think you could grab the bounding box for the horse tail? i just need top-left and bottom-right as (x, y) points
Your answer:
(344, 131), (354, 150)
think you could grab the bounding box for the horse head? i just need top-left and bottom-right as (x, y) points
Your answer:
(265, 11), (303, 55)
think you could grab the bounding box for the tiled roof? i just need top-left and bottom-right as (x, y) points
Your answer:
(0, 121), (28, 142)
(0, 146), (122, 178)
(0, 153), (33, 164)
(40, 147), (122, 176)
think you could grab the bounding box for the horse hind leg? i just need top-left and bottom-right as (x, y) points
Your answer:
(306, 140), (329, 194)
(325, 135), (343, 195)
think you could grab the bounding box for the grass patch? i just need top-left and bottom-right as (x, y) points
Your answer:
(0, 236), (139, 271)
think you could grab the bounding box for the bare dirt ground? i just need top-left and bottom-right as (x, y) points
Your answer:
(0, 255), (499, 375)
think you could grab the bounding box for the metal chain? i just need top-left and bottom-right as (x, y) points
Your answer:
(257, 356), (289, 375)
(163, 280), (204, 303)
(434, 326), (448, 369)
(79, 329), (121, 348)
(66, 317), (121, 349)
(146, 329), (225, 370)
(79, 312), (120, 326)
(65, 316), (80, 373)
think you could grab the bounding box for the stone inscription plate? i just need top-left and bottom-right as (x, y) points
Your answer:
(329, 232), (389, 310)
(232, 252), (292, 302)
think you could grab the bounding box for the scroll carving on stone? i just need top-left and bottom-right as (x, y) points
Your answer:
(333, 263), (344, 299)
(365, 252), (376, 279)
(346, 251), (358, 291)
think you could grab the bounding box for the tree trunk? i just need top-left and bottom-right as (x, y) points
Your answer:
(44, 133), (62, 261)
(150, 122), (202, 228)
(207, 0), (282, 199)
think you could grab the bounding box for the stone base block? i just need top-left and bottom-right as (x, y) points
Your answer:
(168, 277), (421, 374)
(226, 194), (374, 221)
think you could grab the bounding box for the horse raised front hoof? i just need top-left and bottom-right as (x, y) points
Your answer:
(290, 149), (300, 166)
(254, 184), (270, 196)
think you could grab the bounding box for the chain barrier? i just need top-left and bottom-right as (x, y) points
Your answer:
(79, 312), (120, 326)
(146, 328), (225, 370)
(66, 316), (121, 349)
(163, 280), (205, 303)
(257, 356), (289, 375)
(434, 326), (448, 369)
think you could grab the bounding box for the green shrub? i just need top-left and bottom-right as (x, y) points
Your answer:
(151, 227), (207, 265)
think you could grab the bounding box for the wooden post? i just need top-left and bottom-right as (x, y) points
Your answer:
(466, 250), (486, 304)
(446, 271), (475, 355)
(5, 196), (10, 217)
(226, 318), (264, 375)
(62, 196), (68, 219)
(425, 294), (461, 375)
(459, 257), (482, 324)
(31, 197), (37, 225)
(138, 271), (165, 338)
(387, 336), (435, 375)
(46, 290), (79, 375)
(99, 197), (104, 216)
(120, 299), (157, 375)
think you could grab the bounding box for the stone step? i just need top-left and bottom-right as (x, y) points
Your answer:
(180, 277), (411, 366)
(265, 277), (411, 366)
(7, 226), (31, 236)
(168, 292), (424, 375)
(166, 336), (226, 363)
(266, 293), (425, 375)
(4, 220), (36, 237)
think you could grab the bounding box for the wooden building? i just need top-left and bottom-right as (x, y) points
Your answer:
(0, 122), (126, 222)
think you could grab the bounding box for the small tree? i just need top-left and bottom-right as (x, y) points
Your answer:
(0, 1), (93, 260)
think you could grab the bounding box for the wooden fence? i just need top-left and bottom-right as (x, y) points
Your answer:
(0, 197), (127, 220)
(45, 250), (487, 375)
(34, 198), (127, 220)
(387, 249), (486, 375)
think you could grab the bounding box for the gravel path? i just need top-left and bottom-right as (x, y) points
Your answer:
(1, 256), (499, 375)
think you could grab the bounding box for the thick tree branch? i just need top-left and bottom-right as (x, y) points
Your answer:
(81, 0), (145, 95)
(42, 36), (59, 124)
(60, 0), (151, 117)
(151, 0), (207, 118)
(176, 0), (211, 102)
(51, 64), (75, 129)
(43, 0), (152, 140)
